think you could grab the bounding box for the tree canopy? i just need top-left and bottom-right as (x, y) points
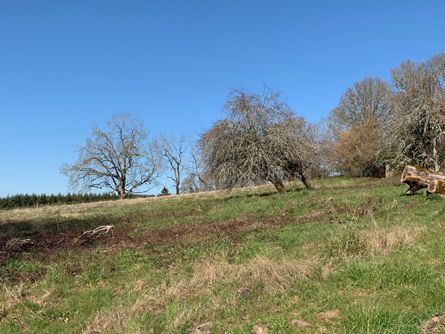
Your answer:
(62, 114), (162, 198)
(200, 89), (317, 193)
(389, 54), (445, 171)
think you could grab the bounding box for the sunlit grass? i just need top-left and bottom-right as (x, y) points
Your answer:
(1, 177), (445, 333)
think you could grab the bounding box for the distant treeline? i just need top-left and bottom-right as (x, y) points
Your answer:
(0, 193), (123, 209)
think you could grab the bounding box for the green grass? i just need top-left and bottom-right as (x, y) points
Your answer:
(1, 177), (445, 333)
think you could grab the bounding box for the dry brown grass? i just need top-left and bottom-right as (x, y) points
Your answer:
(0, 184), (276, 223)
(317, 309), (340, 323)
(0, 283), (52, 326)
(83, 308), (130, 334)
(0, 195), (186, 223)
(362, 225), (424, 256)
(421, 313), (445, 334)
(82, 255), (317, 333)
(320, 259), (336, 280)
(80, 222), (423, 333)
(168, 255), (316, 295)
(0, 177), (381, 223)
(329, 221), (425, 258)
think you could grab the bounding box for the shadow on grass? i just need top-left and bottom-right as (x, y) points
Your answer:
(0, 213), (121, 263)
(0, 214), (114, 240)
(220, 186), (309, 202)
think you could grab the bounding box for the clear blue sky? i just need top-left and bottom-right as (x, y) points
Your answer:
(1, 0), (444, 196)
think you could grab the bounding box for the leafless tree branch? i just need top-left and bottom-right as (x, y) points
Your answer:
(200, 88), (317, 193)
(62, 113), (162, 199)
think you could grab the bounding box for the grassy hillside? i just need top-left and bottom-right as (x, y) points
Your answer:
(1, 177), (445, 333)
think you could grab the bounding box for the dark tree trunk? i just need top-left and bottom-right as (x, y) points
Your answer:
(272, 179), (286, 193)
(175, 167), (181, 195)
(175, 181), (180, 195)
(118, 180), (126, 200)
(300, 174), (312, 190)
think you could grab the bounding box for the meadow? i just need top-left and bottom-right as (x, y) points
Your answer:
(1, 177), (445, 333)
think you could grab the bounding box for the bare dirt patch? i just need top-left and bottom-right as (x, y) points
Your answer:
(0, 203), (372, 266)
(422, 314), (445, 334)
(317, 309), (340, 323)
(136, 203), (369, 245)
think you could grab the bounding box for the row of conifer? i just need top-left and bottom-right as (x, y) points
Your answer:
(0, 193), (119, 209)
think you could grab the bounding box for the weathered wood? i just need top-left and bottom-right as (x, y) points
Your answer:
(401, 165), (445, 195)
(401, 166), (429, 194)
(76, 225), (114, 243)
(427, 179), (445, 195)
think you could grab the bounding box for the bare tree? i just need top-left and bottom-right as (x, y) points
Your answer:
(62, 114), (162, 199)
(330, 77), (392, 136)
(389, 54), (445, 171)
(200, 89), (317, 193)
(328, 78), (392, 176)
(155, 135), (189, 195)
(263, 117), (320, 189)
(181, 144), (214, 193)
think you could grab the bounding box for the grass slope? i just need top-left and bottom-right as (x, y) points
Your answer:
(1, 177), (445, 333)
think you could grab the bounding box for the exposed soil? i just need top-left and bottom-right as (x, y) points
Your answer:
(422, 314), (445, 334)
(317, 309), (340, 323)
(0, 203), (372, 267)
(140, 204), (370, 244)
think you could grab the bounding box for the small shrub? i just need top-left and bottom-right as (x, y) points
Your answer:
(159, 187), (171, 196)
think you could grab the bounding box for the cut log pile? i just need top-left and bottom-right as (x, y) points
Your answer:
(401, 165), (445, 195)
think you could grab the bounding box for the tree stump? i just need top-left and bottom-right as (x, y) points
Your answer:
(401, 165), (445, 195)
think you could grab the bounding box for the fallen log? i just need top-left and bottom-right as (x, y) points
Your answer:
(427, 179), (445, 195)
(401, 165), (445, 195)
